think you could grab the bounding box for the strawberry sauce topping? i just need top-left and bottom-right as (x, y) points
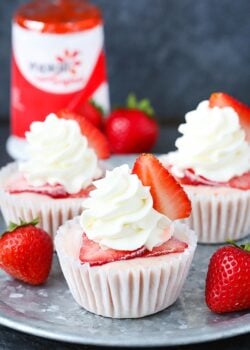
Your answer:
(228, 171), (250, 190)
(80, 234), (188, 267)
(167, 166), (250, 190)
(5, 173), (94, 199)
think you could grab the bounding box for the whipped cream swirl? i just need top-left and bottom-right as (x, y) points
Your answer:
(167, 101), (250, 182)
(20, 114), (101, 194)
(80, 165), (173, 251)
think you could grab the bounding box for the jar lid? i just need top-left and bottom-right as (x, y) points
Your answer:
(14, 0), (102, 33)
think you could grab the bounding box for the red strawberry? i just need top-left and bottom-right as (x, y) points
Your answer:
(205, 242), (250, 313)
(0, 218), (53, 285)
(57, 110), (110, 159)
(209, 92), (250, 142)
(105, 94), (159, 154)
(132, 154), (191, 220)
(73, 100), (103, 129)
(80, 234), (187, 266)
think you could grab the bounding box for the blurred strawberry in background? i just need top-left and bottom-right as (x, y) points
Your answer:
(105, 94), (159, 154)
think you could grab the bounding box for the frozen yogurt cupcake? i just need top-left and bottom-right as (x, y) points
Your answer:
(0, 112), (110, 238)
(160, 93), (250, 243)
(55, 154), (197, 318)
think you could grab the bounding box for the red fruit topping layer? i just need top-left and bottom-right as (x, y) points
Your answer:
(5, 173), (94, 199)
(209, 92), (250, 143)
(228, 172), (250, 190)
(168, 167), (250, 190)
(80, 234), (188, 267)
(133, 154), (191, 220)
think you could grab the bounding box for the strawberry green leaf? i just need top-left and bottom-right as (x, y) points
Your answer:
(241, 243), (250, 252)
(7, 217), (39, 233)
(227, 240), (250, 252)
(126, 93), (155, 117)
(127, 93), (138, 109)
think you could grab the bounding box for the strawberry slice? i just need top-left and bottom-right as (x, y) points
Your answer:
(209, 92), (250, 142)
(57, 110), (110, 159)
(229, 172), (250, 190)
(141, 237), (187, 258)
(79, 234), (187, 266)
(80, 234), (146, 266)
(132, 154), (191, 220)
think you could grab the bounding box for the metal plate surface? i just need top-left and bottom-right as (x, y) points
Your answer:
(0, 155), (249, 347)
(0, 246), (249, 347)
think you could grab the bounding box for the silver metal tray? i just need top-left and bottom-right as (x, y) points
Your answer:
(0, 155), (249, 347)
(0, 243), (249, 347)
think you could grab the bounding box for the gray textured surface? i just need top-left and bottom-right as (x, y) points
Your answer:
(0, 236), (250, 347)
(0, 0), (250, 121)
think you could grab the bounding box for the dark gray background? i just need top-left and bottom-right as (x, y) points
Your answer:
(0, 0), (250, 123)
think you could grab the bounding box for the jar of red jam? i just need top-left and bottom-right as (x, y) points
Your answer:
(8, 0), (109, 159)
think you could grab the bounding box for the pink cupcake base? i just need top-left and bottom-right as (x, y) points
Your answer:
(55, 217), (197, 319)
(182, 185), (250, 243)
(0, 163), (84, 239)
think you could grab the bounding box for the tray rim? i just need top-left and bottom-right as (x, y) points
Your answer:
(0, 299), (249, 347)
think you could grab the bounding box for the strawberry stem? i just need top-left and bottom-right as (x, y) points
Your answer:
(7, 218), (39, 233)
(227, 240), (250, 252)
(126, 93), (155, 117)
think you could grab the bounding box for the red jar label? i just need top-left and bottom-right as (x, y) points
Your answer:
(11, 23), (109, 138)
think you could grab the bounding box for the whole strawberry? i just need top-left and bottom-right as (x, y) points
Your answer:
(0, 218), (53, 285)
(105, 94), (159, 154)
(205, 242), (250, 313)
